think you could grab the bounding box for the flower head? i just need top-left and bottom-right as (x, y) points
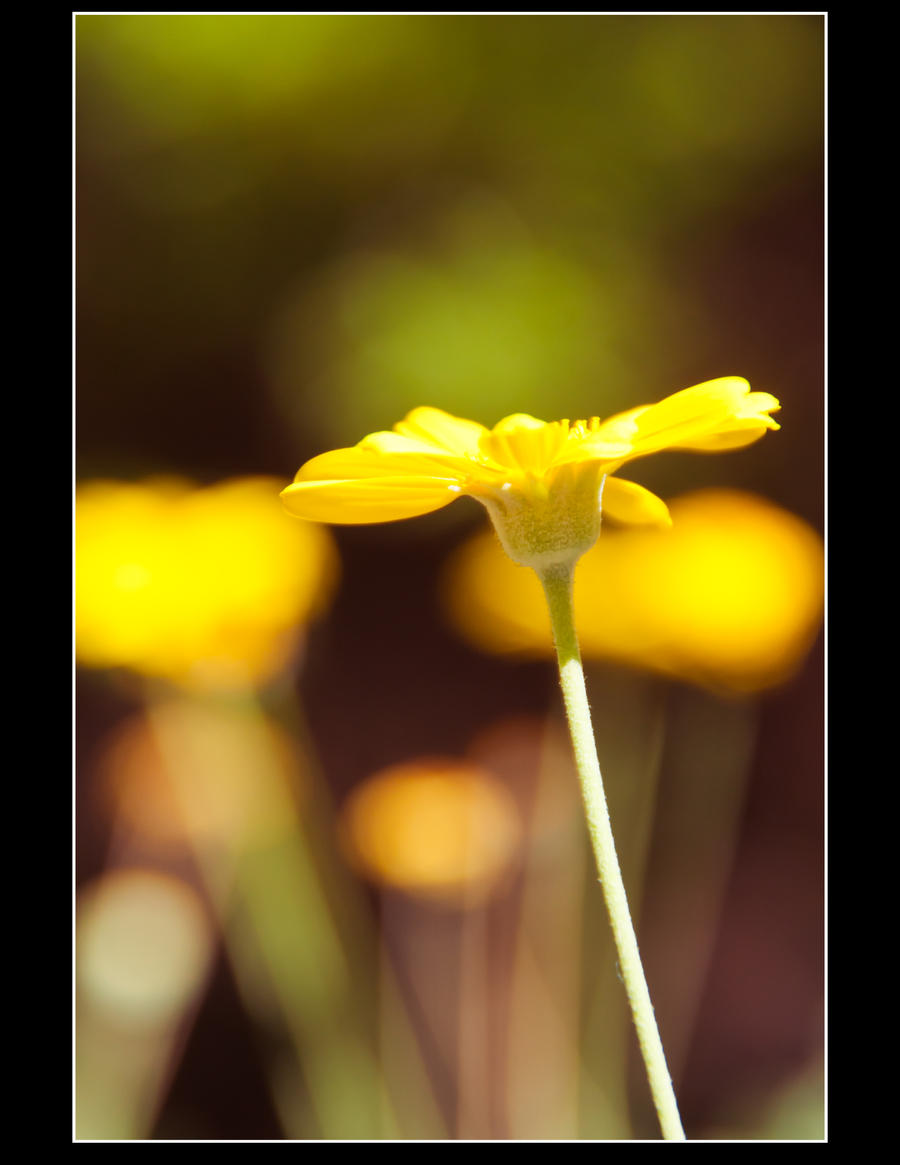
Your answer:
(281, 377), (779, 570)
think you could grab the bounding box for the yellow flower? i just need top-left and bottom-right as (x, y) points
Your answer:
(281, 377), (779, 570)
(76, 476), (339, 689)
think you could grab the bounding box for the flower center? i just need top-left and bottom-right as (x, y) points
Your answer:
(477, 415), (605, 480)
(564, 417), (603, 439)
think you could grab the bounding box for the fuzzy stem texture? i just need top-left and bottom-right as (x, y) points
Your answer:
(539, 564), (686, 1142)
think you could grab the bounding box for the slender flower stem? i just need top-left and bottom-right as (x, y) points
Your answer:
(539, 564), (686, 1142)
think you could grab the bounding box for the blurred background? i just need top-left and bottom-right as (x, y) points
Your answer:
(75, 13), (824, 1141)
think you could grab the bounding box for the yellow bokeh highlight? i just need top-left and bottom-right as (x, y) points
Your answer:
(442, 489), (824, 694)
(76, 476), (339, 689)
(339, 760), (523, 906)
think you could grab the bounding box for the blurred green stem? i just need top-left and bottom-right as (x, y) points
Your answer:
(148, 692), (390, 1139)
(539, 565), (686, 1142)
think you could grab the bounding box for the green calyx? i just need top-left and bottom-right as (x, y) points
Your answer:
(479, 464), (607, 572)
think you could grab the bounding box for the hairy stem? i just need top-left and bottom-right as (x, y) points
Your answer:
(539, 564), (685, 1142)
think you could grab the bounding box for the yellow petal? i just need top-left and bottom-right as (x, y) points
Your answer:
(394, 407), (488, 455)
(675, 417), (781, 452)
(589, 404), (648, 445)
(482, 413), (565, 475)
(295, 444), (466, 483)
(359, 429), (475, 473)
(556, 433), (636, 464)
(281, 477), (463, 524)
(491, 413), (548, 433)
(599, 377), (780, 460)
(601, 477), (672, 526)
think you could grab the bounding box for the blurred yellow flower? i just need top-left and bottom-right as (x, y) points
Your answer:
(339, 759), (523, 906)
(76, 476), (338, 689)
(282, 377), (778, 569)
(442, 489), (823, 694)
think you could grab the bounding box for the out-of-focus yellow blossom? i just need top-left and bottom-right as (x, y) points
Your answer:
(338, 759), (523, 906)
(76, 476), (338, 689)
(282, 378), (778, 570)
(442, 489), (823, 694)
